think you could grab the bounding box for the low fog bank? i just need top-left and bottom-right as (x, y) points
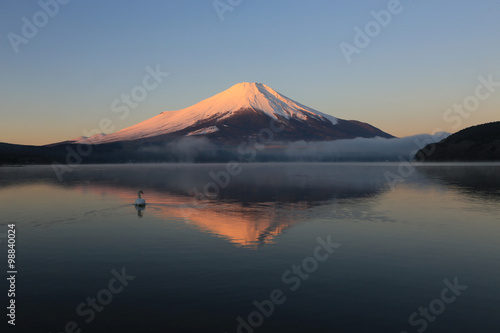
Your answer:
(139, 137), (218, 162)
(0, 133), (450, 165)
(154, 132), (450, 162)
(280, 133), (450, 162)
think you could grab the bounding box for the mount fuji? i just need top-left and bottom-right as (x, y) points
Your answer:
(70, 82), (393, 145)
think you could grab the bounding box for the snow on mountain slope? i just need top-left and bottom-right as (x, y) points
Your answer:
(73, 82), (338, 144)
(186, 126), (220, 136)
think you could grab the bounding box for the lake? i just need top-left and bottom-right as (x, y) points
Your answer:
(1, 163), (499, 332)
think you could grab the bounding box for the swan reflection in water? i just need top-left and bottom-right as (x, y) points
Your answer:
(134, 190), (146, 217)
(135, 205), (146, 217)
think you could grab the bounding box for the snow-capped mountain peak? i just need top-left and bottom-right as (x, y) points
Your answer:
(73, 82), (339, 144)
(193, 82), (338, 123)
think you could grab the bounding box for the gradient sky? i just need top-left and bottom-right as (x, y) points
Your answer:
(1, 0), (499, 145)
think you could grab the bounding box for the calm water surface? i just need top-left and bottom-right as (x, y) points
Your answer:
(1, 163), (499, 332)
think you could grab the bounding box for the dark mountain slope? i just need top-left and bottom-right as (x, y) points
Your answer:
(415, 121), (500, 162)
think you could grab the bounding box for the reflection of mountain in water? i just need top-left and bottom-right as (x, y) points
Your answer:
(0, 164), (392, 248)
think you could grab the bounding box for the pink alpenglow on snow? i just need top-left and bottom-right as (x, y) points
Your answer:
(73, 83), (338, 144)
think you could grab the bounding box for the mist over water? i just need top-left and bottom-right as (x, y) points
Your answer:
(281, 133), (450, 161)
(131, 132), (450, 163)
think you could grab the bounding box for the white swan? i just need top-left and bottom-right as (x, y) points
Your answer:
(134, 190), (146, 207)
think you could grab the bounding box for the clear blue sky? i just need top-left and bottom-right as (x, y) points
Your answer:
(1, 0), (499, 145)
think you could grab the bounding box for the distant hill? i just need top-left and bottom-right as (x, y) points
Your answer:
(415, 122), (500, 162)
(0, 142), (63, 165)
